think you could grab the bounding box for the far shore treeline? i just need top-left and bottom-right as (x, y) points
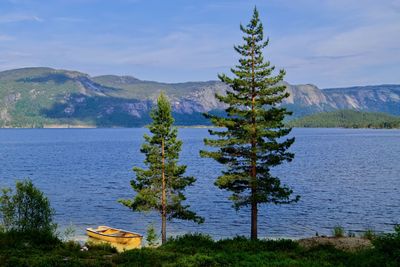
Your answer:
(288, 110), (400, 129)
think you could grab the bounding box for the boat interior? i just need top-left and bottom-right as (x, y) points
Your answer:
(90, 226), (141, 238)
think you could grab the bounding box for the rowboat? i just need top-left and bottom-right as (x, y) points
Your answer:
(86, 226), (143, 248)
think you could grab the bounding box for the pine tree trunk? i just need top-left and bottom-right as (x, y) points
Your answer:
(251, 187), (258, 240)
(250, 99), (258, 241)
(250, 34), (258, 241)
(161, 139), (167, 244)
(251, 99), (258, 240)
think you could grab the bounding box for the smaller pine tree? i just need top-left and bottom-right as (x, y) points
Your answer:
(119, 93), (204, 244)
(146, 224), (159, 247)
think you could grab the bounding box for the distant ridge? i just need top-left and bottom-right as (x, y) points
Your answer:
(323, 84), (400, 91)
(0, 67), (399, 128)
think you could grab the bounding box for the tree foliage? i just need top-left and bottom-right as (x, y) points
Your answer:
(287, 110), (400, 129)
(119, 93), (203, 243)
(146, 224), (159, 247)
(0, 179), (56, 235)
(201, 7), (299, 239)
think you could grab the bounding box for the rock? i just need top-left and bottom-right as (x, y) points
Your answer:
(297, 237), (372, 252)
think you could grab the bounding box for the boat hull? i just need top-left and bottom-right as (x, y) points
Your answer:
(86, 226), (142, 249)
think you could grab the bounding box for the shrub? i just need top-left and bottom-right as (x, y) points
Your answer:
(362, 229), (376, 240)
(63, 240), (82, 251)
(0, 179), (56, 237)
(162, 233), (215, 254)
(216, 236), (298, 252)
(0, 188), (14, 231)
(86, 241), (118, 253)
(60, 223), (76, 242)
(372, 225), (400, 259)
(175, 254), (217, 267)
(332, 226), (345, 237)
(115, 248), (178, 266)
(146, 224), (159, 248)
(346, 225), (400, 266)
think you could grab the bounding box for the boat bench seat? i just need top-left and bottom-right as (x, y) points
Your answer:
(107, 233), (127, 237)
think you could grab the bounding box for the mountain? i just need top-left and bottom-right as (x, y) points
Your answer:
(287, 110), (400, 129)
(323, 85), (400, 115)
(284, 84), (400, 117)
(0, 67), (399, 127)
(0, 67), (228, 127)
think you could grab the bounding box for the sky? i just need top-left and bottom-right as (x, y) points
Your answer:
(0, 0), (399, 88)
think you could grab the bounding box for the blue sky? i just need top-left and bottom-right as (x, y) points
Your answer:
(0, 0), (399, 88)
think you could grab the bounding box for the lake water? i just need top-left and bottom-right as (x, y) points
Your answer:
(0, 128), (399, 240)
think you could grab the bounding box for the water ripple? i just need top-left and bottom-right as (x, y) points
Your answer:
(0, 128), (399, 239)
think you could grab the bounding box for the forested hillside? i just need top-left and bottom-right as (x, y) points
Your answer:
(287, 110), (400, 129)
(0, 67), (399, 127)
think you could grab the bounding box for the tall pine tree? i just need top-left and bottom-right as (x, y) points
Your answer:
(120, 92), (203, 244)
(200, 7), (299, 240)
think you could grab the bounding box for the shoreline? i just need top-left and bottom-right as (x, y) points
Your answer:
(71, 233), (373, 252)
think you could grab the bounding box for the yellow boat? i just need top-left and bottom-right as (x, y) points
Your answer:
(86, 226), (143, 249)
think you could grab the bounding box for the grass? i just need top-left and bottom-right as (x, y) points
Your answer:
(332, 226), (345, 238)
(0, 228), (399, 266)
(0, 231), (117, 267)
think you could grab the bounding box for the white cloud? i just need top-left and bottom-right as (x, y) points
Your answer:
(0, 0), (398, 86)
(262, 0), (400, 87)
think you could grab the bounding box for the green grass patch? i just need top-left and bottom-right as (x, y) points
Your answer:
(0, 230), (399, 266)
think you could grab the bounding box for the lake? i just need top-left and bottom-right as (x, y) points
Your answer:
(0, 128), (399, 240)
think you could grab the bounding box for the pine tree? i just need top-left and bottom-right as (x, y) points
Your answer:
(200, 7), (299, 240)
(119, 92), (203, 244)
(146, 224), (159, 247)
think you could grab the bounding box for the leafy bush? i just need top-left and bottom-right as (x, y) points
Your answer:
(114, 248), (178, 266)
(332, 226), (345, 237)
(0, 188), (14, 231)
(0, 179), (56, 237)
(146, 224), (159, 247)
(348, 225), (400, 266)
(216, 236), (298, 252)
(372, 225), (400, 259)
(161, 233), (215, 254)
(86, 241), (118, 253)
(60, 223), (76, 242)
(362, 229), (376, 240)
